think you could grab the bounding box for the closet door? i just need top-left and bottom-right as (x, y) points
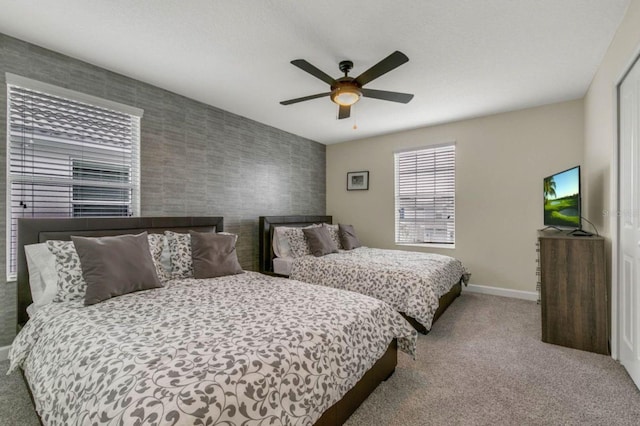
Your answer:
(619, 55), (640, 388)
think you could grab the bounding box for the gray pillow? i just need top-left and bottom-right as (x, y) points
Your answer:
(302, 226), (338, 257)
(72, 232), (162, 306)
(339, 224), (362, 250)
(190, 231), (244, 279)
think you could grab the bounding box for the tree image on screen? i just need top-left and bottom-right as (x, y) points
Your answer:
(544, 167), (580, 228)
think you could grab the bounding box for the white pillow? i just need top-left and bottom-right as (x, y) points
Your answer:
(147, 233), (172, 283)
(26, 303), (38, 318)
(24, 243), (58, 307)
(160, 236), (172, 275)
(273, 226), (293, 258)
(218, 231), (239, 243)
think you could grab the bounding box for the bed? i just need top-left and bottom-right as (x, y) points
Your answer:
(10, 216), (417, 426)
(259, 216), (469, 334)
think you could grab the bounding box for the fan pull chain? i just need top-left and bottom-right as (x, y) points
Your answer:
(352, 106), (357, 130)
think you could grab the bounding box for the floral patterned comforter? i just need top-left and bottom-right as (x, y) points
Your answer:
(9, 271), (416, 426)
(290, 248), (468, 331)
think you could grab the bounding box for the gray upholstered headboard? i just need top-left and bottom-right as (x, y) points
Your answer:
(258, 215), (332, 274)
(17, 216), (224, 328)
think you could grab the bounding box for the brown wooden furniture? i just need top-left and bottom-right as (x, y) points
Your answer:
(538, 231), (608, 354)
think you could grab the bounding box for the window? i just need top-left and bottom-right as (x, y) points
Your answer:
(394, 143), (455, 245)
(6, 74), (143, 277)
(71, 159), (132, 217)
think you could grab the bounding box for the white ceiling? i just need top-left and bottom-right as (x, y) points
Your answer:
(0, 0), (630, 144)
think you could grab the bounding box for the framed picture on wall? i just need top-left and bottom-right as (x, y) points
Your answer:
(347, 171), (369, 191)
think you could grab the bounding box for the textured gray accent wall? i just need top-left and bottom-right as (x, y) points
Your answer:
(0, 34), (326, 345)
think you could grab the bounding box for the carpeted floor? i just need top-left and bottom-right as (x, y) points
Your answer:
(346, 293), (640, 425)
(1, 292), (639, 425)
(0, 359), (39, 425)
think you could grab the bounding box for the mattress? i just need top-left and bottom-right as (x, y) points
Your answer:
(273, 256), (294, 275)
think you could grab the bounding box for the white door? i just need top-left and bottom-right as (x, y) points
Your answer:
(619, 55), (640, 388)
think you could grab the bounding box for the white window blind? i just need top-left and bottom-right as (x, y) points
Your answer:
(6, 76), (142, 277)
(395, 144), (455, 245)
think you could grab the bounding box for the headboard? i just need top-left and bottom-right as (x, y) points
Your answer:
(258, 215), (332, 274)
(17, 216), (224, 329)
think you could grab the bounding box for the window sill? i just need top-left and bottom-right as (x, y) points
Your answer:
(395, 243), (456, 250)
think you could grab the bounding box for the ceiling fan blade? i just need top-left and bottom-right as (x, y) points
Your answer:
(361, 88), (414, 103)
(355, 51), (409, 86)
(280, 92), (331, 105)
(338, 105), (351, 119)
(291, 60), (336, 85)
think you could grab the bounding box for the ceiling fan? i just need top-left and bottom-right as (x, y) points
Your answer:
(280, 51), (414, 119)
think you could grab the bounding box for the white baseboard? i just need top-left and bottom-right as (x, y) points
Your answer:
(0, 345), (11, 362)
(464, 284), (538, 301)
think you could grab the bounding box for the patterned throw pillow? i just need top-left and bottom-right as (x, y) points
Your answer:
(164, 231), (194, 279)
(47, 240), (87, 303)
(323, 223), (343, 250)
(218, 231), (239, 243)
(282, 224), (322, 257)
(147, 233), (171, 282)
(283, 228), (306, 257)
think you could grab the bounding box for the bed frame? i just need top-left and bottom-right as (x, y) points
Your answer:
(17, 216), (224, 328)
(259, 215), (333, 274)
(258, 215), (462, 334)
(17, 216), (395, 426)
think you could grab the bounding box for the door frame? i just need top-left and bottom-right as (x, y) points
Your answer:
(613, 47), (640, 361)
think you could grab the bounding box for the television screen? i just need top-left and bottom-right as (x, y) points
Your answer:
(543, 166), (581, 229)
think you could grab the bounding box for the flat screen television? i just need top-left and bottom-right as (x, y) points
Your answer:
(543, 166), (581, 229)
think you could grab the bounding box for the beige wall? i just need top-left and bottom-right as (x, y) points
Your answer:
(327, 100), (584, 292)
(584, 0), (640, 238)
(582, 1), (640, 349)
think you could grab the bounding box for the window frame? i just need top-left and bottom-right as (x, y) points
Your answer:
(5, 73), (143, 280)
(394, 142), (456, 248)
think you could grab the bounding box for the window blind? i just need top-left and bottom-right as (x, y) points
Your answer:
(7, 81), (141, 277)
(394, 144), (455, 244)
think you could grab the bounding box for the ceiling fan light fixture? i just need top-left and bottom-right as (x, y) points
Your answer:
(331, 86), (362, 106)
(281, 51), (412, 120)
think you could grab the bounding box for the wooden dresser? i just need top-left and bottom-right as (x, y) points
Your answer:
(538, 231), (608, 354)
